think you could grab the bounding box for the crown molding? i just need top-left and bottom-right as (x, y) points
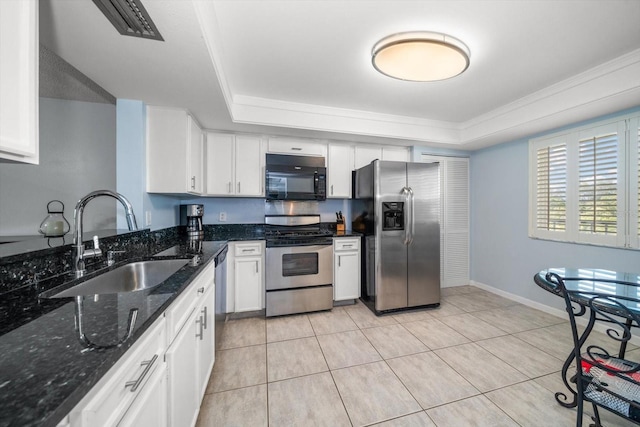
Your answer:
(195, 3), (640, 150)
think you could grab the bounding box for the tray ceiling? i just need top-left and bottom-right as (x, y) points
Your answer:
(40, 0), (640, 150)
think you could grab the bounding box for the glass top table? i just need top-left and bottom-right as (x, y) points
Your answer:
(534, 267), (640, 319)
(534, 268), (640, 414)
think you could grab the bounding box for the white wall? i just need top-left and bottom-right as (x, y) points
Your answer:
(470, 108), (640, 311)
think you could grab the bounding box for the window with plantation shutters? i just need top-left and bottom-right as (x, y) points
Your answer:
(536, 143), (566, 232)
(529, 113), (640, 249)
(578, 132), (618, 235)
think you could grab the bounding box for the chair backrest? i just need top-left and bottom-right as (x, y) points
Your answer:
(546, 272), (640, 420)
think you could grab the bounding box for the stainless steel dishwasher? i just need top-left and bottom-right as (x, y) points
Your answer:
(214, 245), (228, 349)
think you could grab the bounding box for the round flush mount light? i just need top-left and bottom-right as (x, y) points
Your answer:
(372, 31), (470, 82)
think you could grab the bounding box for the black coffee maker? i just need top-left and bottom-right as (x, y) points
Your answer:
(180, 204), (204, 239)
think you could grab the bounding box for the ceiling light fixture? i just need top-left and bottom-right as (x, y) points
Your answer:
(372, 31), (470, 82)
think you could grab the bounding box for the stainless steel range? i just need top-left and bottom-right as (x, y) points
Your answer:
(265, 214), (333, 317)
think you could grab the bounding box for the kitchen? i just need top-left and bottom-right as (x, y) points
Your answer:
(1, 1), (640, 426)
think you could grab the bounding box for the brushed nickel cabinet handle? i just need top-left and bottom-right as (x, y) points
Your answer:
(124, 354), (158, 392)
(202, 306), (208, 329)
(196, 316), (204, 340)
(291, 147), (302, 151)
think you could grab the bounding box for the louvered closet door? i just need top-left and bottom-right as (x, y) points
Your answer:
(443, 158), (470, 287)
(420, 155), (470, 287)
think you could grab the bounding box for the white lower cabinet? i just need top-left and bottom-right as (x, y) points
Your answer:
(333, 237), (361, 301)
(228, 241), (265, 313)
(166, 307), (199, 427)
(166, 260), (216, 427)
(64, 259), (217, 427)
(67, 318), (167, 427)
(196, 285), (215, 398)
(119, 361), (167, 427)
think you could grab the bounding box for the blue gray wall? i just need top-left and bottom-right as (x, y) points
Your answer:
(470, 107), (640, 310)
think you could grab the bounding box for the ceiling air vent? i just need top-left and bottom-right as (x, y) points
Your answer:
(92, 0), (164, 41)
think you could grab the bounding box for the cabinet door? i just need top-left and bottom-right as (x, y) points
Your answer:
(235, 136), (263, 196)
(382, 147), (409, 162)
(234, 256), (263, 312)
(334, 251), (360, 301)
(196, 286), (215, 400)
(188, 116), (203, 194)
(327, 144), (353, 198)
(206, 133), (235, 195)
(146, 107), (189, 193)
(268, 138), (326, 157)
(0, 0), (38, 164)
(118, 364), (167, 427)
(354, 146), (382, 169)
(166, 310), (199, 427)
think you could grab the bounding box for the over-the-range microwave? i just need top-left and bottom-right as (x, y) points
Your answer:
(265, 154), (326, 201)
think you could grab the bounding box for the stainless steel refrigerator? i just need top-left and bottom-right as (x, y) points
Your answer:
(352, 160), (440, 314)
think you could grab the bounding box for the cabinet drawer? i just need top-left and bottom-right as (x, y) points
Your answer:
(334, 238), (359, 252)
(268, 138), (327, 158)
(166, 261), (215, 342)
(233, 242), (262, 257)
(78, 318), (166, 427)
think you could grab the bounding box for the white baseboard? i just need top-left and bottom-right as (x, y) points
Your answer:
(468, 280), (640, 347)
(469, 280), (568, 320)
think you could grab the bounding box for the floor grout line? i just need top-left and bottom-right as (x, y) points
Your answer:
(200, 286), (589, 427)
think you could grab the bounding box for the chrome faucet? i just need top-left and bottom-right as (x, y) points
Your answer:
(72, 190), (138, 277)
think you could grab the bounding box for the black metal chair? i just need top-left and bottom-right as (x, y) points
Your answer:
(547, 272), (640, 426)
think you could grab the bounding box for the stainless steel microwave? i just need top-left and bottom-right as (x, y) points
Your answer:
(265, 154), (326, 201)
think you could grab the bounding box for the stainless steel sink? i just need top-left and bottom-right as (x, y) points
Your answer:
(49, 259), (189, 298)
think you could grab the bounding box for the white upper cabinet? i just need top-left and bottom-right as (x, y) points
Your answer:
(267, 137), (327, 159)
(206, 133), (264, 197)
(327, 144), (353, 198)
(0, 0), (39, 164)
(205, 133), (234, 195)
(354, 145), (410, 169)
(382, 146), (410, 162)
(146, 106), (204, 195)
(354, 146), (381, 170)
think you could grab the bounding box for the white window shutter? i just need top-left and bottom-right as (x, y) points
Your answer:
(536, 142), (567, 232)
(630, 117), (640, 248)
(576, 122), (625, 246)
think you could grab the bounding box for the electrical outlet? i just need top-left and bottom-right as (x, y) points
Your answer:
(219, 212), (227, 222)
(145, 211), (152, 226)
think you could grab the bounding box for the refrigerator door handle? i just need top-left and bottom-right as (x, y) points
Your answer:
(407, 186), (414, 245)
(401, 187), (414, 245)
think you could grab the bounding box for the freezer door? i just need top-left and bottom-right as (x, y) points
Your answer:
(407, 162), (440, 306)
(375, 161), (409, 311)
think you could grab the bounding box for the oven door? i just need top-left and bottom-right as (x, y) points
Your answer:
(265, 244), (333, 290)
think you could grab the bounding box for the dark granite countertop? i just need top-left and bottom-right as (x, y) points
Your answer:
(0, 223), (360, 427)
(0, 224), (267, 427)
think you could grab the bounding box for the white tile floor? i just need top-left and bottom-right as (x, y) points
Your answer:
(195, 286), (635, 427)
